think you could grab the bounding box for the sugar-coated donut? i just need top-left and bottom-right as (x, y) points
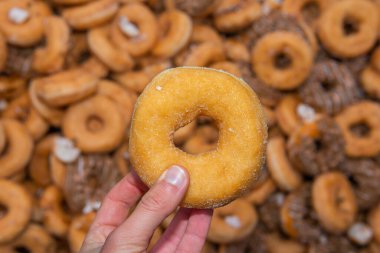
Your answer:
(129, 67), (267, 208)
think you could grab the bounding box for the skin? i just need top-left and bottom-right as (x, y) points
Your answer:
(80, 165), (213, 253)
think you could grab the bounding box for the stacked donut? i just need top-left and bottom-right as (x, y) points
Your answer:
(1, 0), (380, 252)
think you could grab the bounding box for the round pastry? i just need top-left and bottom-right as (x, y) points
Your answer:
(129, 67), (267, 208)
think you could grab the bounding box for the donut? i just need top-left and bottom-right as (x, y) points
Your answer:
(287, 117), (345, 176)
(110, 3), (158, 57)
(0, 224), (56, 253)
(0, 119), (34, 179)
(0, 180), (32, 243)
(34, 68), (99, 107)
(28, 135), (57, 187)
(3, 93), (49, 140)
(50, 154), (68, 189)
(251, 31), (313, 90)
(0, 32), (6, 72)
(0, 0), (51, 47)
(80, 56), (109, 79)
(68, 212), (96, 253)
(97, 80), (134, 126)
(63, 95), (125, 153)
(317, 0), (379, 58)
(113, 60), (171, 93)
(208, 199), (258, 243)
(266, 136), (302, 191)
(210, 61), (242, 78)
(264, 233), (306, 253)
(335, 101), (380, 157)
(114, 141), (131, 176)
(62, 0), (119, 30)
(32, 16), (70, 74)
(312, 172), (357, 234)
(88, 25), (134, 73)
(360, 65), (380, 100)
(370, 47), (380, 72)
(129, 67), (267, 208)
(244, 177), (276, 205)
(213, 0), (261, 33)
(166, 0), (220, 17)
(152, 10), (192, 58)
(40, 185), (71, 237)
(282, 0), (335, 28)
(223, 39), (250, 63)
(369, 204), (380, 244)
(0, 76), (27, 100)
(300, 60), (361, 115)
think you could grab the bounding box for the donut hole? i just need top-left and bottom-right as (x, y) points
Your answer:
(0, 204), (8, 218)
(274, 52), (292, 70)
(350, 122), (371, 138)
(320, 80), (337, 92)
(343, 17), (360, 36)
(301, 1), (320, 21)
(14, 246), (30, 253)
(86, 115), (104, 132)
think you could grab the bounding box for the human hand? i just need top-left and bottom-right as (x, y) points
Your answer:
(80, 165), (213, 253)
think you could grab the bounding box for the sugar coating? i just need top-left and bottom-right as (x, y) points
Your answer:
(8, 8), (29, 24)
(54, 137), (81, 163)
(348, 222), (373, 245)
(119, 16), (140, 37)
(297, 103), (316, 123)
(224, 215), (241, 229)
(129, 67), (267, 208)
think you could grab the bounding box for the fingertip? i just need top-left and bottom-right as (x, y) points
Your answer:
(158, 165), (189, 190)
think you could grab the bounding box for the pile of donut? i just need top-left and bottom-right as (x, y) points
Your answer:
(2, 0), (380, 252)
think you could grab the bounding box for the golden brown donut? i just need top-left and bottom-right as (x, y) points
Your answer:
(40, 185), (71, 237)
(88, 25), (134, 73)
(0, 32), (6, 72)
(130, 67), (267, 208)
(251, 31), (313, 90)
(369, 204), (380, 244)
(244, 177), (276, 205)
(63, 95), (125, 153)
(0, 119), (34, 178)
(210, 61), (242, 78)
(0, 76), (27, 100)
(0, 179), (32, 243)
(266, 136), (302, 191)
(0, 0), (51, 46)
(213, 0), (261, 33)
(208, 199), (258, 243)
(49, 154), (67, 189)
(360, 65), (380, 100)
(62, 0), (119, 30)
(34, 68), (99, 107)
(32, 16), (70, 74)
(68, 212), (96, 253)
(0, 224), (56, 253)
(223, 39), (250, 63)
(317, 0), (379, 58)
(312, 172), (357, 234)
(110, 3), (158, 57)
(371, 46), (380, 72)
(335, 101), (380, 157)
(152, 10), (192, 58)
(3, 93), (49, 140)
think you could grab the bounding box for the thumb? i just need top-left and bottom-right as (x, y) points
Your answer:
(101, 165), (189, 252)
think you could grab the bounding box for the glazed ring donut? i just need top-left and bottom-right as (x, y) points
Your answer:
(32, 16), (70, 74)
(266, 136), (302, 191)
(129, 67), (267, 208)
(312, 172), (357, 233)
(34, 68), (99, 108)
(0, 119), (34, 178)
(63, 95), (125, 153)
(276, 95), (304, 135)
(0, 32), (6, 71)
(3, 93), (49, 140)
(40, 185), (71, 237)
(88, 25), (134, 73)
(335, 101), (380, 157)
(0, 180), (32, 243)
(68, 212), (96, 253)
(0, 0), (51, 47)
(360, 65), (380, 100)
(152, 10), (192, 58)
(282, 0), (336, 28)
(0, 224), (56, 253)
(317, 0), (379, 58)
(110, 3), (158, 57)
(251, 31), (313, 90)
(213, 0), (261, 33)
(369, 204), (380, 244)
(62, 0), (119, 30)
(208, 199), (258, 243)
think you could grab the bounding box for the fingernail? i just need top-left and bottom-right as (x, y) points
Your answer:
(159, 165), (186, 188)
